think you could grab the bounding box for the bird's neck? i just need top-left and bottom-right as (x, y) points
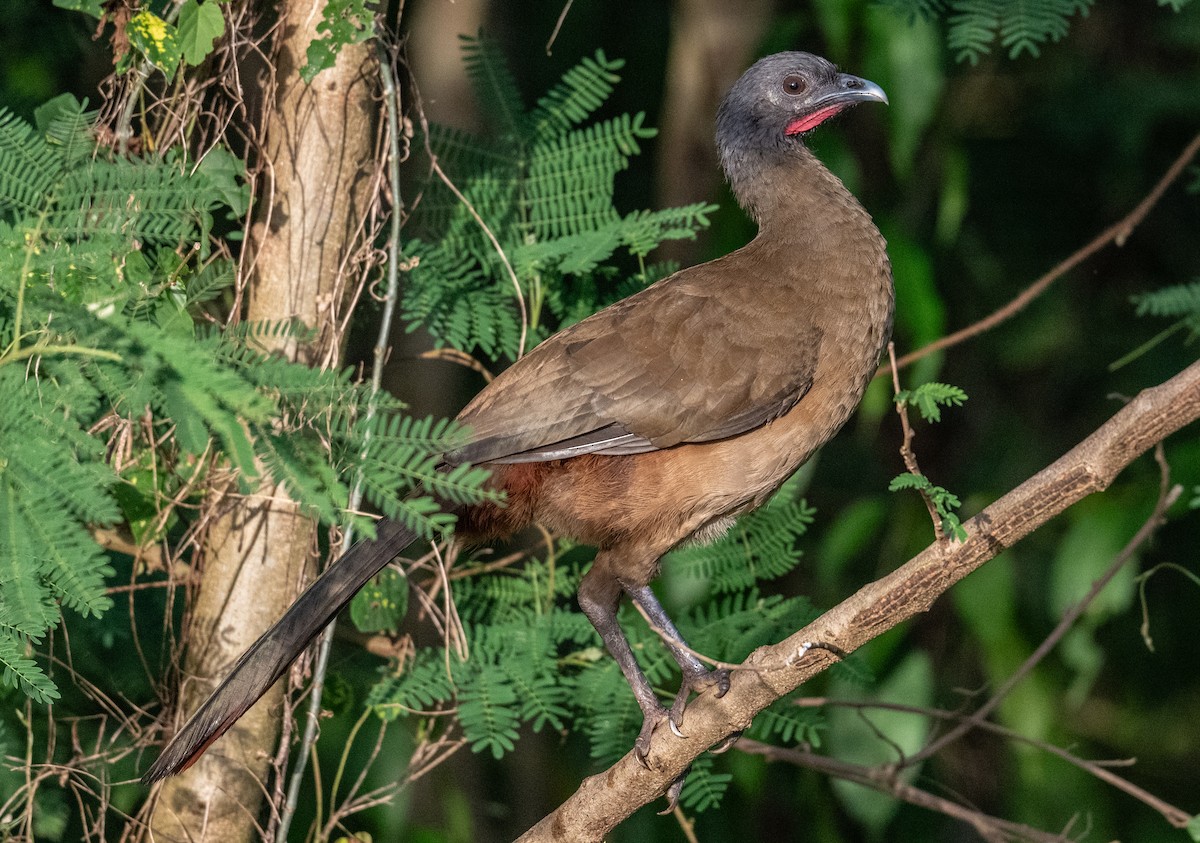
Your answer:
(727, 143), (863, 234)
(725, 142), (891, 302)
(729, 140), (894, 416)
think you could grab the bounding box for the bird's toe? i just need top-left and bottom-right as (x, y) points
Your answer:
(657, 769), (690, 815)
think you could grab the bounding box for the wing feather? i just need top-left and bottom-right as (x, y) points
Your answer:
(445, 256), (821, 466)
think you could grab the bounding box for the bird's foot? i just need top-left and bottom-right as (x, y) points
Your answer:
(667, 666), (731, 737)
(633, 703), (672, 767)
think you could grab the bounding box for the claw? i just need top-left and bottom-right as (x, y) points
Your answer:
(668, 666), (732, 736)
(669, 717), (686, 739)
(658, 767), (689, 815)
(710, 730), (742, 754)
(634, 704), (670, 766)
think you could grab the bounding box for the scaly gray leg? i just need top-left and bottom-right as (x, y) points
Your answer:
(627, 584), (731, 734)
(577, 564), (669, 765)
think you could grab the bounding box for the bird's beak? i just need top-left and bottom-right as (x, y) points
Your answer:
(815, 73), (889, 108)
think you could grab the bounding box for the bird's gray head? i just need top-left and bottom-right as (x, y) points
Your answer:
(716, 52), (887, 178)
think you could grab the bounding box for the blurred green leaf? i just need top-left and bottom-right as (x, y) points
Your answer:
(828, 651), (934, 835)
(867, 7), (945, 178)
(350, 568), (408, 634)
(177, 0), (225, 67)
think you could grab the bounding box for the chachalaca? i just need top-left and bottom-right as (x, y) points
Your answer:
(142, 52), (893, 795)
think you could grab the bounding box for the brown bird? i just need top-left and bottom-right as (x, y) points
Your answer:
(143, 52), (893, 794)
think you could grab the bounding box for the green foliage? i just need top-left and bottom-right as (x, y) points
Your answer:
(350, 569), (408, 633)
(123, 2), (226, 78)
(126, 10), (183, 76)
(889, 473), (967, 540)
(404, 35), (718, 359)
(1189, 812), (1200, 841)
(894, 381), (969, 423)
(0, 97), (491, 701)
(1112, 280), (1200, 369)
(1133, 279), (1200, 341)
(880, 0), (1097, 63)
(667, 475), (816, 593)
(176, 1), (226, 68)
(678, 755), (733, 813)
(301, 0), (376, 83)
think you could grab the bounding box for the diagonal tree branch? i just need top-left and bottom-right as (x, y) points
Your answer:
(516, 358), (1200, 842)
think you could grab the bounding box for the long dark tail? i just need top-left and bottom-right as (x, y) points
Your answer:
(141, 516), (423, 783)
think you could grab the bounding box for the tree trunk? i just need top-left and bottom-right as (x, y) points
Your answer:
(145, 2), (377, 840)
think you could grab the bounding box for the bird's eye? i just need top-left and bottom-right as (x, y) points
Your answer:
(782, 75), (807, 96)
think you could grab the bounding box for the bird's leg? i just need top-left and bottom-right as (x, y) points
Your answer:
(628, 585), (730, 735)
(577, 564), (669, 765)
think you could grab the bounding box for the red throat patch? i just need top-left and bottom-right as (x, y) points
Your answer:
(785, 104), (846, 136)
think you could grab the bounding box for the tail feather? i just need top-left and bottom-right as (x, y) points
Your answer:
(141, 517), (421, 783)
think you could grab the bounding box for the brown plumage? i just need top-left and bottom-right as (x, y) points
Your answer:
(143, 52), (893, 800)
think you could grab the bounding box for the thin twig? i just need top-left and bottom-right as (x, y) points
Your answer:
(738, 738), (1070, 843)
(671, 805), (700, 843)
(886, 130), (1200, 375)
(418, 347), (496, 382)
(797, 696), (1192, 827)
(545, 0), (576, 55)
(888, 342), (944, 539)
(631, 600), (737, 672)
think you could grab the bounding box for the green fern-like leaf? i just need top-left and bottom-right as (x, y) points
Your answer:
(748, 699), (825, 746)
(895, 381), (969, 423)
(460, 33), (527, 139)
(1133, 280), (1200, 319)
(404, 37), (712, 360)
(678, 754), (733, 813)
(368, 649), (457, 719)
(525, 112), (656, 240)
(889, 473), (968, 540)
(686, 593), (818, 664)
(185, 260), (236, 307)
(876, 0), (949, 23)
(458, 666), (521, 759)
(947, 0), (1093, 64)
(0, 635), (59, 704)
(577, 660), (644, 766)
(35, 94), (96, 166)
(528, 50), (625, 140)
(0, 110), (66, 218)
(670, 475), (815, 594)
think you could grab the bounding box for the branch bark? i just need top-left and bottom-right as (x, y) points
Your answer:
(516, 359), (1200, 842)
(145, 2), (377, 840)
